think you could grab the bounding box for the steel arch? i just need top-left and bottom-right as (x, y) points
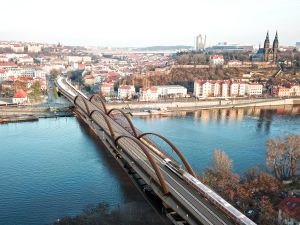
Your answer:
(74, 95), (91, 116)
(107, 108), (138, 138)
(89, 94), (108, 114)
(137, 133), (197, 178)
(115, 135), (169, 195)
(89, 110), (116, 141)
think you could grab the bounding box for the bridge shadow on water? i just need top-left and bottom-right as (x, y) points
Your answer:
(75, 115), (144, 203)
(74, 115), (170, 224)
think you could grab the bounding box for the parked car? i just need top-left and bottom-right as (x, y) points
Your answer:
(247, 210), (254, 216)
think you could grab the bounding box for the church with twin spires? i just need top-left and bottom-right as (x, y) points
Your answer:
(257, 31), (279, 62)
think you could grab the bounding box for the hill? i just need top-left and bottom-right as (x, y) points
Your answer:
(133, 45), (192, 51)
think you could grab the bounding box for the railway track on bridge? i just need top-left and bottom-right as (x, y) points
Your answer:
(55, 77), (254, 225)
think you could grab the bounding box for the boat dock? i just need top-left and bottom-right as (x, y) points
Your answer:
(0, 115), (39, 124)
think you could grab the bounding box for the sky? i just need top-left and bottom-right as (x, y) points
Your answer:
(1, 0), (300, 47)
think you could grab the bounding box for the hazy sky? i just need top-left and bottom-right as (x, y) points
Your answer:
(1, 0), (299, 47)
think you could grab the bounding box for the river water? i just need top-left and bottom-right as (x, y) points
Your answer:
(1, 105), (300, 224)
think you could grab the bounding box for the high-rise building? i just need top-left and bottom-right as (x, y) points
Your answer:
(194, 34), (206, 51)
(296, 42), (300, 47)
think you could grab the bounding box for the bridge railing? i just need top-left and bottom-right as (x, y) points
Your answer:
(109, 112), (182, 167)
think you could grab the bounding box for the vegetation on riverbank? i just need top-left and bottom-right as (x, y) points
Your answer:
(58, 201), (171, 225)
(197, 134), (300, 224)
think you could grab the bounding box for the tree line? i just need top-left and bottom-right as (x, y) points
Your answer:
(197, 134), (300, 224)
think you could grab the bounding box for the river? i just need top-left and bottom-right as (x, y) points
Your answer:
(1, 105), (300, 224)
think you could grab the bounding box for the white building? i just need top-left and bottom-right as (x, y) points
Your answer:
(228, 60), (242, 66)
(231, 81), (246, 96)
(68, 56), (91, 64)
(210, 55), (224, 65)
(0, 56), (8, 62)
(193, 80), (231, 97)
(42, 64), (65, 74)
(4, 53), (28, 60)
(151, 85), (187, 97)
(99, 84), (114, 96)
(8, 67), (35, 77)
(118, 85), (135, 99)
(34, 70), (46, 79)
(246, 83), (263, 96)
(17, 57), (34, 64)
(139, 87), (159, 101)
(27, 44), (43, 53)
(13, 89), (27, 104)
(0, 69), (9, 82)
(194, 34), (206, 51)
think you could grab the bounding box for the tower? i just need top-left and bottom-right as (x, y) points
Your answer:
(194, 34), (206, 51)
(273, 31), (279, 62)
(263, 31), (270, 61)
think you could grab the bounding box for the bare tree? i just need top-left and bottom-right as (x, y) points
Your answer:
(192, 54), (206, 65)
(209, 149), (233, 172)
(266, 134), (300, 180)
(201, 149), (239, 198)
(50, 68), (60, 79)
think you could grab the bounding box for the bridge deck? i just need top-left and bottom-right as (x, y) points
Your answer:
(55, 77), (237, 225)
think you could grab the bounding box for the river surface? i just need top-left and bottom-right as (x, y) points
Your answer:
(1, 105), (300, 224)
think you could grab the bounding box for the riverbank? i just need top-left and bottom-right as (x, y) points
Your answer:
(0, 106), (73, 116)
(106, 98), (300, 114)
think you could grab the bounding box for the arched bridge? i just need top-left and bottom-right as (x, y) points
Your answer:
(54, 77), (251, 225)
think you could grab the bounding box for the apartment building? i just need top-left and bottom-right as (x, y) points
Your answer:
(194, 80), (231, 97)
(27, 44), (42, 53)
(139, 87), (158, 101)
(271, 85), (300, 97)
(151, 85), (187, 97)
(0, 56), (8, 62)
(246, 83), (263, 96)
(231, 81), (246, 96)
(118, 85), (135, 99)
(84, 75), (95, 86)
(17, 57), (34, 64)
(99, 84), (114, 96)
(11, 44), (24, 52)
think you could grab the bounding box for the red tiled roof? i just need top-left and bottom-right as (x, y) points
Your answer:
(277, 194), (300, 221)
(250, 83), (261, 85)
(85, 75), (94, 79)
(195, 80), (230, 85)
(0, 69), (8, 73)
(210, 55), (223, 59)
(100, 84), (113, 88)
(39, 81), (46, 86)
(0, 62), (17, 66)
(8, 76), (15, 80)
(232, 81), (245, 84)
(119, 86), (131, 89)
(142, 87), (157, 91)
(13, 89), (27, 98)
(108, 71), (119, 76)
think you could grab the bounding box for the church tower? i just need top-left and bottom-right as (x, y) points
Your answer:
(263, 31), (270, 61)
(273, 31), (279, 62)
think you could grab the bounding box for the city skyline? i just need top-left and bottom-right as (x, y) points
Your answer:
(1, 0), (300, 47)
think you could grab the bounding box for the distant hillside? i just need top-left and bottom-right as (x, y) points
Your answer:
(134, 46), (192, 51)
